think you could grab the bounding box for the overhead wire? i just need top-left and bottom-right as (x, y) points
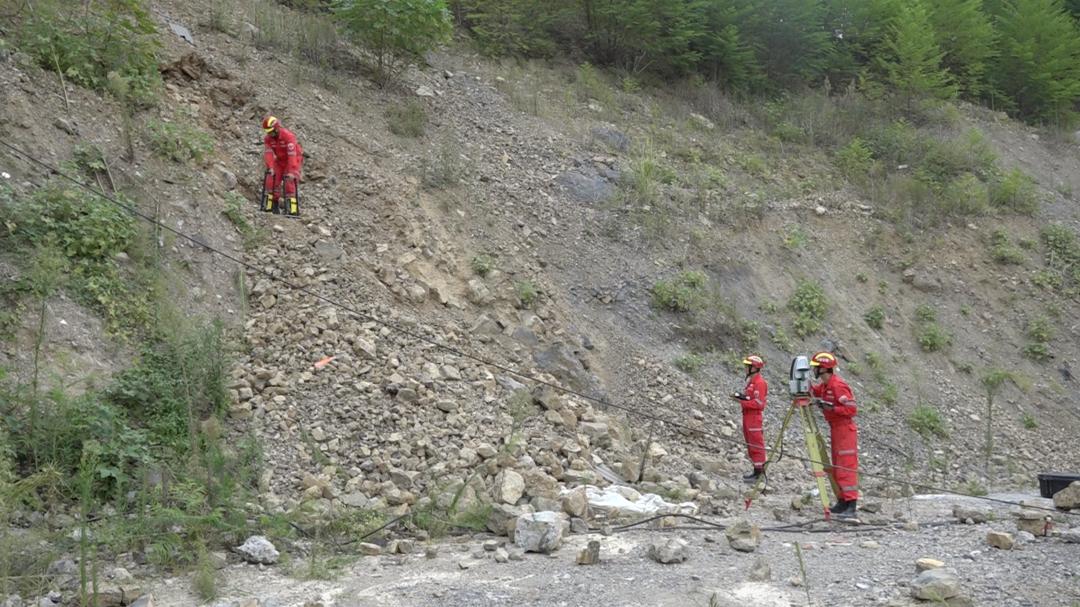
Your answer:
(1, 139), (1076, 521)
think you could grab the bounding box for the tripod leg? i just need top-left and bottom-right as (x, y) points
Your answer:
(800, 406), (834, 519)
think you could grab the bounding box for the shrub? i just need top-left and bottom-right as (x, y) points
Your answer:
(960, 479), (988, 496)
(788, 281), (827, 338)
(470, 254), (495, 277)
(880, 381), (899, 407)
(333, 0), (453, 84)
(422, 137), (470, 189)
(835, 137), (875, 179)
(864, 305), (885, 330)
(990, 169), (1039, 215)
(914, 304), (936, 322)
(1022, 342), (1051, 362)
(908, 404), (948, 438)
(938, 172), (989, 218)
(917, 324), (950, 352)
(13, 0), (161, 104)
(147, 120), (214, 164)
(1040, 224), (1080, 295)
(652, 271), (708, 313)
(1027, 316), (1053, 343)
(674, 353), (704, 374)
(514, 280), (538, 308)
(1022, 413), (1038, 430)
(989, 229), (1025, 265)
(386, 101), (427, 137)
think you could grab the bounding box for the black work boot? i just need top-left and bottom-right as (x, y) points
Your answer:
(829, 499), (849, 514)
(834, 499), (858, 519)
(742, 468), (764, 483)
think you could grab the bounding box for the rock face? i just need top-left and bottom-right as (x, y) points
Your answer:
(648, 538), (689, 564)
(235, 535), (280, 565)
(1053, 481), (1080, 510)
(725, 519), (762, 553)
(514, 512), (566, 553)
(986, 530), (1015, 550)
(911, 569), (961, 601)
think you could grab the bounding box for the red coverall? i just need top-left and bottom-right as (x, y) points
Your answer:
(811, 374), (859, 501)
(263, 125), (302, 210)
(738, 373), (768, 469)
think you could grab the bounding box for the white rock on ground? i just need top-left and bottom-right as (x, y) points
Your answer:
(725, 519), (762, 553)
(1052, 481), (1080, 510)
(648, 538), (689, 564)
(494, 469), (525, 505)
(234, 535), (279, 565)
(514, 511), (566, 553)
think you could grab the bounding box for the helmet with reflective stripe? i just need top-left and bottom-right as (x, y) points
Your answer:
(742, 355), (765, 369)
(810, 351), (837, 369)
(262, 116), (279, 133)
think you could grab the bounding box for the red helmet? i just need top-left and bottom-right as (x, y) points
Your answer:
(810, 351), (837, 370)
(262, 115), (279, 133)
(742, 355), (765, 369)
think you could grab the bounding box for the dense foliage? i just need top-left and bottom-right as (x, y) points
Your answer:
(449, 0), (1080, 124)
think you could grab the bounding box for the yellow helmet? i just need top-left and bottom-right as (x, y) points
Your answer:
(742, 355), (765, 369)
(809, 351), (837, 369)
(262, 116), (279, 134)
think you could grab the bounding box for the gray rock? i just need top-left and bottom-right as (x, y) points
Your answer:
(952, 504), (991, 524)
(168, 22), (196, 45)
(235, 535), (279, 565)
(313, 240), (344, 261)
(915, 558), (945, 572)
(570, 517), (589, 534)
(494, 464), (522, 503)
(213, 164), (238, 191)
(911, 568), (961, 601)
(562, 487), (588, 518)
(1053, 481), (1080, 510)
(590, 126), (630, 152)
(555, 171), (616, 204)
(2, 595), (23, 607)
(46, 559), (77, 576)
(725, 519), (762, 553)
(748, 556), (771, 581)
(514, 511), (566, 553)
(129, 597), (155, 607)
(577, 540), (601, 565)
(53, 118), (78, 136)
(648, 538), (689, 564)
(358, 542), (382, 556)
(494, 547), (509, 563)
(1059, 527), (1080, 543)
(486, 503), (525, 536)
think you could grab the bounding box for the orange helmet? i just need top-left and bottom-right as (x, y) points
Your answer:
(262, 116), (279, 133)
(742, 355), (765, 369)
(810, 351), (837, 370)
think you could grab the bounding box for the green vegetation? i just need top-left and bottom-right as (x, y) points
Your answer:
(1023, 316), (1053, 362)
(1022, 413), (1038, 430)
(864, 306), (885, 330)
(470, 254), (495, 277)
(917, 323), (951, 352)
(1040, 224), (1080, 296)
(147, 119), (215, 164)
(652, 270), (708, 313)
(386, 101), (428, 137)
(990, 169), (1039, 214)
(990, 229), (1025, 265)
(788, 281), (827, 338)
(514, 280), (538, 308)
(674, 353), (705, 374)
(908, 404), (949, 438)
(11, 0), (161, 105)
(334, 0), (453, 84)
(835, 137), (876, 180)
(915, 304), (936, 322)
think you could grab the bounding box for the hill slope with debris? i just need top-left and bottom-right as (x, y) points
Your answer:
(2, 0), (1080, 605)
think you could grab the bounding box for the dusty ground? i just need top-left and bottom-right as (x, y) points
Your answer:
(146, 492), (1080, 607)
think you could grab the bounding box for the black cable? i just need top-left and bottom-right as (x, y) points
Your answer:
(2, 140), (1076, 520)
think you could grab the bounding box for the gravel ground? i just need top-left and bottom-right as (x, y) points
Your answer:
(147, 492), (1080, 607)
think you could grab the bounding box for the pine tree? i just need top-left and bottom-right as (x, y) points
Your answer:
(733, 0), (832, 90)
(696, 1), (761, 90)
(992, 0), (1080, 123)
(878, 1), (956, 102)
(927, 0), (996, 97)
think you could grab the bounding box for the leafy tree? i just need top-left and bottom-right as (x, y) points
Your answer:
(991, 0), (1080, 123)
(927, 0), (996, 97)
(333, 0), (453, 84)
(877, 1), (956, 102)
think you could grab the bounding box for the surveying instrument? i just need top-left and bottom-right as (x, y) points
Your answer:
(744, 355), (840, 520)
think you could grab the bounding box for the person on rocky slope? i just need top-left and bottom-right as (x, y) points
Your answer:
(809, 351), (859, 518)
(261, 115), (303, 216)
(731, 354), (768, 482)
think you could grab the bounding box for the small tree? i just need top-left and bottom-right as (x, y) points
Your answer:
(333, 0), (453, 84)
(980, 368), (1016, 482)
(878, 1), (957, 104)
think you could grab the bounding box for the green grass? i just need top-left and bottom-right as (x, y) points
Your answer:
(515, 280), (538, 308)
(674, 353), (705, 374)
(864, 306), (885, 330)
(917, 324), (951, 352)
(146, 119), (214, 164)
(908, 405), (948, 438)
(914, 304), (936, 322)
(1022, 413), (1038, 430)
(470, 254), (495, 277)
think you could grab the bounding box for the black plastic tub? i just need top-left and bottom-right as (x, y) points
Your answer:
(1038, 473), (1080, 498)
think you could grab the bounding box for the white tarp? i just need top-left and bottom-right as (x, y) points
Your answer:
(581, 485), (698, 518)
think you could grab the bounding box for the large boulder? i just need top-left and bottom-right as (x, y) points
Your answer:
(486, 503), (526, 537)
(1053, 481), (1080, 510)
(522, 468), (560, 499)
(514, 512), (567, 553)
(986, 530), (1015, 550)
(234, 535), (279, 565)
(725, 519), (762, 553)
